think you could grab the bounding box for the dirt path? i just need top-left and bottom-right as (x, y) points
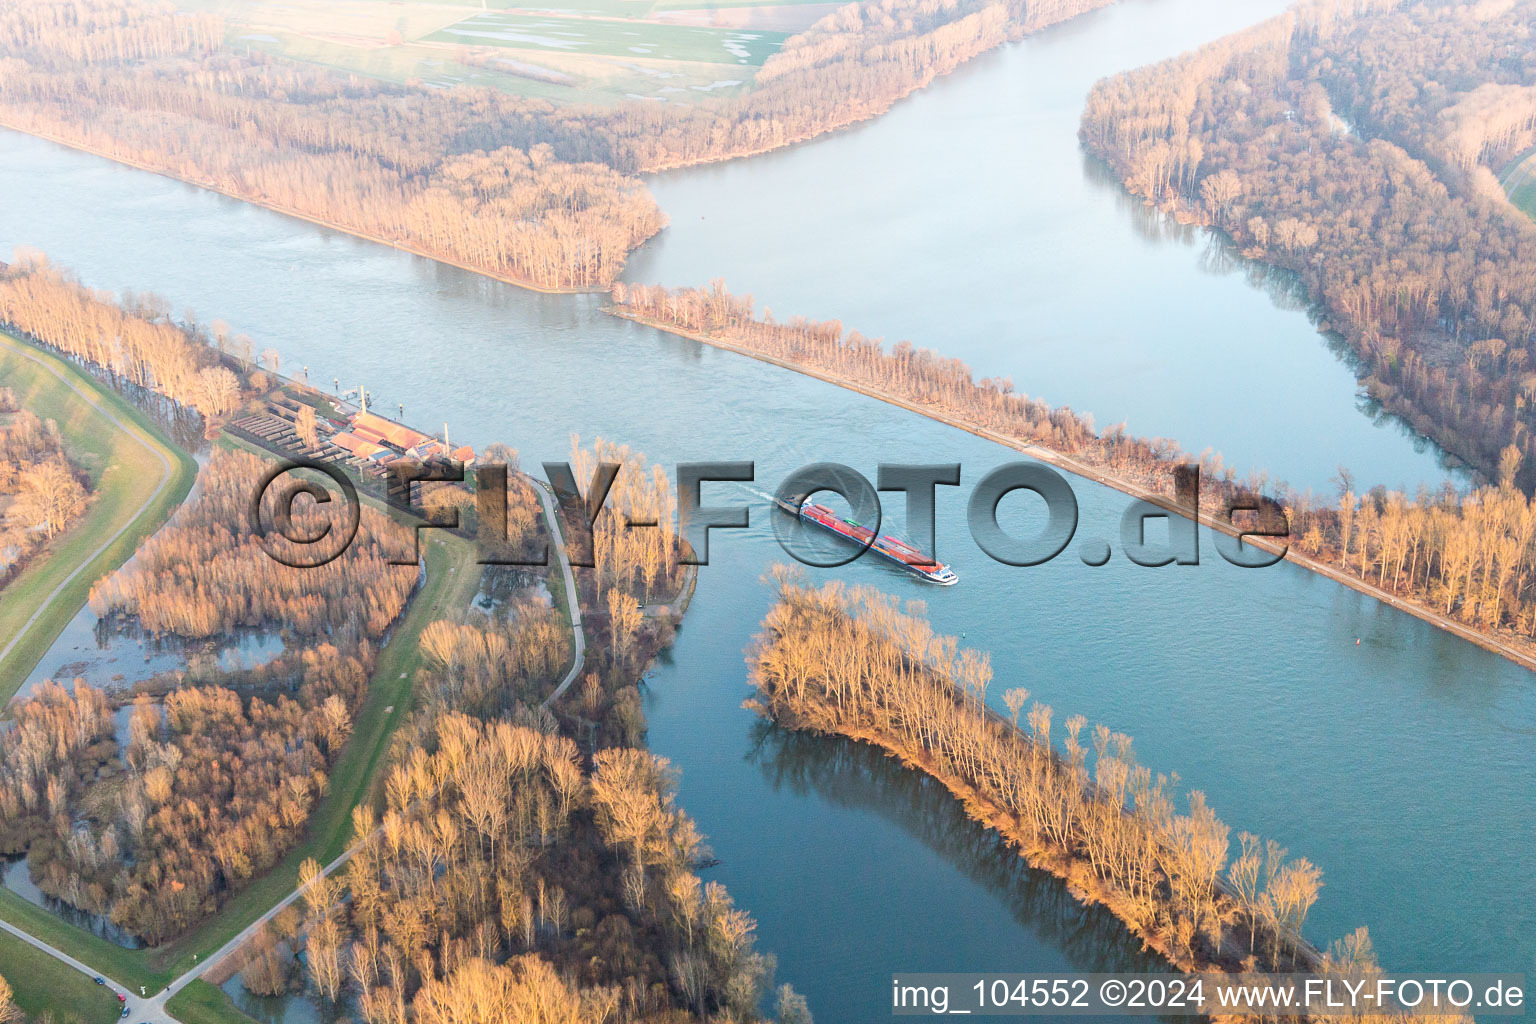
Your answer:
(537, 479), (587, 710)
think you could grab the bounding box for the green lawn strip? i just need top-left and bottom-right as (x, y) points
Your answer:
(1499, 148), (1536, 221)
(145, 528), (480, 980)
(164, 980), (261, 1024)
(246, 31), (585, 102)
(1510, 178), (1536, 220)
(651, 0), (832, 9)
(0, 332), (196, 697)
(427, 12), (788, 65)
(0, 887), (170, 993)
(0, 927), (124, 1023)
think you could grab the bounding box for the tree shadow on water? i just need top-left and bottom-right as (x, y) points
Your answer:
(746, 721), (1171, 977)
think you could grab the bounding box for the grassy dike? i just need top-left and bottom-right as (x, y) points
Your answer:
(0, 928), (122, 1022)
(0, 330), (196, 1002)
(0, 331), (196, 698)
(0, 430), (482, 1014)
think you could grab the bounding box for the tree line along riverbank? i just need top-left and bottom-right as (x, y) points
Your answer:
(0, 0), (1112, 293)
(1079, 0), (1536, 490)
(609, 280), (1536, 675)
(746, 571), (1457, 1022)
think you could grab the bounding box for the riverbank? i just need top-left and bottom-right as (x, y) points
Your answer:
(791, 715), (1316, 976)
(0, 122), (610, 298)
(0, 1), (1123, 303)
(609, 307), (1536, 675)
(747, 581), (1334, 986)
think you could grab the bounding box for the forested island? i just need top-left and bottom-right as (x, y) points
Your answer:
(1081, 0), (1536, 489)
(0, 0), (1112, 291)
(747, 571), (1450, 1018)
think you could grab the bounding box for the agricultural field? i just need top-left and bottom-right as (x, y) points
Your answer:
(1503, 147), (1536, 221)
(426, 10), (789, 65)
(178, 0), (829, 104)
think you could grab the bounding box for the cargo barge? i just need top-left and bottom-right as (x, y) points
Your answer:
(775, 495), (957, 585)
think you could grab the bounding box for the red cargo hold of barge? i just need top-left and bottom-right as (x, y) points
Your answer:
(776, 496), (957, 585)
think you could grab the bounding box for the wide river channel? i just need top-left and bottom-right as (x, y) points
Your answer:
(0, 0), (1531, 1019)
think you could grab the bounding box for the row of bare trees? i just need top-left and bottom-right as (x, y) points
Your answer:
(747, 572), (1327, 972)
(1293, 477), (1536, 635)
(0, 255), (232, 417)
(0, 399), (89, 586)
(611, 281), (1277, 506)
(278, 707), (781, 1023)
(617, 279), (1536, 660)
(90, 449), (417, 638)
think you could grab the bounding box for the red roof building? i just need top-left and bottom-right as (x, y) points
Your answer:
(352, 411), (433, 451)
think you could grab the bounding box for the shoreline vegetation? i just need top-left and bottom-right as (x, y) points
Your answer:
(609, 281), (1536, 675)
(746, 572), (1451, 1021)
(0, 0), (1113, 293)
(0, 121), (607, 298)
(1079, 0), (1536, 490)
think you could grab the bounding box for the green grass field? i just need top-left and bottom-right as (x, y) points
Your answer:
(164, 980), (260, 1024)
(1500, 147), (1536, 220)
(234, 30), (594, 101)
(176, 0), (800, 105)
(0, 333), (196, 701)
(427, 11), (788, 65)
(0, 886), (171, 994)
(0, 929), (124, 1023)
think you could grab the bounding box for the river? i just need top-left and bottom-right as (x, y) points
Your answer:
(0, 0), (1530, 1019)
